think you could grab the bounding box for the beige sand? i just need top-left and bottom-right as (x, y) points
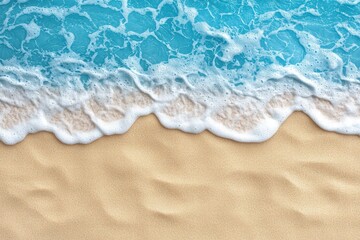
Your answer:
(1, 112), (360, 240)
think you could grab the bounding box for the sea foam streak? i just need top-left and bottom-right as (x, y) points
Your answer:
(0, 0), (359, 144)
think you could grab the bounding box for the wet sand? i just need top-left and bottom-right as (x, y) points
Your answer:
(1, 112), (360, 240)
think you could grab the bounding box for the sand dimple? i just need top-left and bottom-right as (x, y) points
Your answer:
(123, 92), (153, 107)
(213, 101), (268, 132)
(162, 94), (206, 118)
(348, 96), (360, 114)
(151, 84), (174, 99)
(51, 108), (96, 132)
(267, 92), (295, 109)
(1, 103), (36, 129)
(87, 99), (124, 122)
(311, 96), (347, 120)
(0, 101), (7, 111)
(111, 88), (153, 108)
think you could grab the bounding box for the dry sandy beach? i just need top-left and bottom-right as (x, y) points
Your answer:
(1, 112), (360, 240)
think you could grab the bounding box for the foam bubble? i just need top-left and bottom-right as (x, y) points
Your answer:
(0, 0), (359, 144)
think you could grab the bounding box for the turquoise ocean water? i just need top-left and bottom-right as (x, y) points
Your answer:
(0, 0), (359, 144)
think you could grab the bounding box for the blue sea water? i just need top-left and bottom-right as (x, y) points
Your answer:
(0, 0), (359, 144)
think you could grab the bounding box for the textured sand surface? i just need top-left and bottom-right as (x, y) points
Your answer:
(1, 112), (360, 240)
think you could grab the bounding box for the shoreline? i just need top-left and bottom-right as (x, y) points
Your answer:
(1, 77), (360, 145)
(3, 111), (360, 146)
(1, 112), (360, 239)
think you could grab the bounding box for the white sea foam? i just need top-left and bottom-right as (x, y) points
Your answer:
(0, 62), (359, 145)
(0, 0), (359, 144)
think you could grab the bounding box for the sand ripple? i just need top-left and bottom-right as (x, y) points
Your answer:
(1, 113), (360, 239)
